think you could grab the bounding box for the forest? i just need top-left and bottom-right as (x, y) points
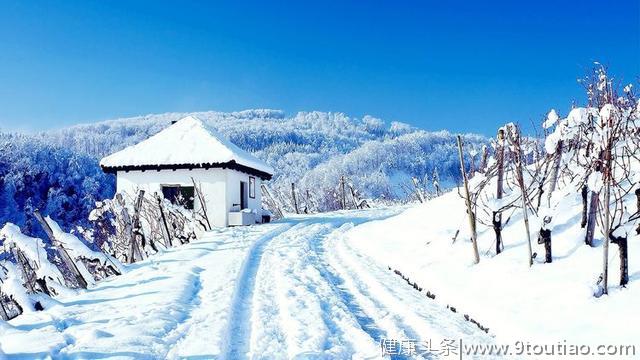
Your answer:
(0, 109), (486, 237)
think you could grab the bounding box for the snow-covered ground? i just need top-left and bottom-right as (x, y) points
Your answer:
(4, 189), (637, 359)
(347, 191), (640, 355)
(0, 208), (496, 359)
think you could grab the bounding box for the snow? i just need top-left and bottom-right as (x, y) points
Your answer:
(544, 130), (562, 154)
(345, 191), (640, 349)
(600, 103), (616, 123)
(100, 115), (274, 176)
(542, 109), (559, 129)
(0, 210), (496, 358)
(45, 217), (115, 266)
(0, 262), (34, 313)
(544, 107), (593, 154)
(1, 224), (66, 286)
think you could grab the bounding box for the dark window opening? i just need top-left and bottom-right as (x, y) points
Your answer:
(249, 176), (256, 199)
(240, 181), (248, 209)
(162, 185), (195, 210)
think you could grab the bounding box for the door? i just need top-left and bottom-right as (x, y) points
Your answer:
(240, 181), (248, 209)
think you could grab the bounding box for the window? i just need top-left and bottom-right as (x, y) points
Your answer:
(249, 176), (256, 199)
(161, 185), (194, 210)
(239, 181), (248, 209)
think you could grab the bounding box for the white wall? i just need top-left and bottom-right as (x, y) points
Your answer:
(116, 168), (263, 227)
(224, 169), (262, 215)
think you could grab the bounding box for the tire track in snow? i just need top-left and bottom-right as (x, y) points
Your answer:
(333, 229), (495, 348)
(220, 224), (293, 360)
(244, 210), (407, 359)
(309, 224), (425, 360)
(249, 223), (330, 358)
(158, 265), (204, 358)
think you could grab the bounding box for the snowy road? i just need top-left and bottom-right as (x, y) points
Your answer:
(1, 208), (493, 359)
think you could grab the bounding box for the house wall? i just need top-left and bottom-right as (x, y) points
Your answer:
(115, 168), (263, 227)
(224, 169), (262, 215)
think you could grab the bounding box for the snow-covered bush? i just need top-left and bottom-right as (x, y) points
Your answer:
(89, 191), (202, 264)
(460, 65), (639, 295)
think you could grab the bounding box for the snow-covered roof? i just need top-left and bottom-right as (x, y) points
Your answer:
(100, 116), (273, 179)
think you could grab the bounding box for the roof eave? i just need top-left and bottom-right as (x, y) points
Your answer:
(100, 160), (273, 180)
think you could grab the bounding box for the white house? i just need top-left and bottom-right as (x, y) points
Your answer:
(100, 115), (273, 227)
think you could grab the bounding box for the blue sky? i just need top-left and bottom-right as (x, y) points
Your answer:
(0, 1), (638, 135)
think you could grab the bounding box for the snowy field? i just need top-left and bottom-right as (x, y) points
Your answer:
(0, 208), (497, 359)
(347, 191), (640, 355)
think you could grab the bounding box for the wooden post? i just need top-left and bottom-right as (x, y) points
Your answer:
(512, 128), (534, 267)
(636, 188), (640, 235)
(432, 167), (441, 197)
(602, 144), (613, 295)
(261, 184), (284, 218)
(348, 184), (360, 209)
(191, 177), (212, 231)
(492, 211), (502, 255)
(130, 190), (146, 263)
(34, 210), (88, 289)
(10, 246), (36, 293)
(580, 185), (588, 228)
(537, 216), (552, 263)
(15, 247), (52, 295)
(585, 191), (599, 246)
(496, 129), (505, 201)
(155, 193), (173, 247)
(456, 135), (480, 264)
(0, 291), (9, 321)
(495, 129), (505, 254)
(291, 183), (300, 214)
(546, 140), (564, 208)
(412, 178), (425, 203)
(479, 145), (489, 173)
(340, 176), (347, 210)
(610, 233), (628, 286)
(305, 189), (313, 213)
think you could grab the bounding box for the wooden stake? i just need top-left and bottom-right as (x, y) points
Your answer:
(130, 190), (146, 263)
(305, 189), (313, 213)
(546, 140), (564, 208)
(348, 184), (360, 209)
(0, 290), (10, 321)
(10, 246), (36, 293)
(291, 183), (299, 214)
(602, 145), (612, 295)
(155, 193), (173, 247)
(340, 176), (347, 210)
(456, 135), (480, 264)
(34, 210), (88, 289)
(261, 184), (284, 218)
(495, 129), (505, 254)
(496, 129), (505, 200)
(635, 188), (640, 235)
(479, 145), (489, 173)
(580, 185), (588, 228)
(512, 128), (534, 267)
(191, 177), (212, 230)
(412, 178), (425, 203)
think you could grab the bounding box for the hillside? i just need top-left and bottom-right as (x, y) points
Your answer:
(0, 110), (487, 234)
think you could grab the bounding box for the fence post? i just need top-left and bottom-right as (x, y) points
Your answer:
(291, 183), (300, 214)
(34, 210), (88, 289)
(457, 135), (480, 264)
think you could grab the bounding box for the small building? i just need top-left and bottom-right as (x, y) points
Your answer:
(100, 116), (273, 227)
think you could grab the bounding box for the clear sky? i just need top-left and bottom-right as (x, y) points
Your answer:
(0, 1), (638, 135)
